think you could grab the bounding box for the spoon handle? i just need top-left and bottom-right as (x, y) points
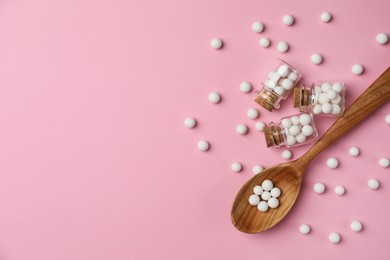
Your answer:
(298, 66), (390, 169)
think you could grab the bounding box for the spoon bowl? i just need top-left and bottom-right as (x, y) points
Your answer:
(231, 67), (390, 233)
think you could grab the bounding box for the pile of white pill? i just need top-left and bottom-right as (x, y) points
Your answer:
(311, 82), (345, 115)
(264, 64), (300, 97)
(248, 179), (281, 212)
(281, 113), (317, 146)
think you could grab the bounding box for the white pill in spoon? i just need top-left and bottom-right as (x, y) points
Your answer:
(248, 194), (260, 206)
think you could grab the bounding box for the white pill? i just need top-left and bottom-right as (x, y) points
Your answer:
(252, 165), (264, 175)
(295, 133), (306, 143)
(313, 182), (326, 194)
(352, 64), (364, 75)
(240, 81), (252, 93)
(327, 90), (338, 100)
(252, 21), (264, 33)
(253, 185), (264, 195)
(349, 147), (360, 157)
(265, 80), (276, 89)
(302, 125), (314, 137)
(321, 12), (332, 23)
(331, 104), (342, 115)
(314, 85), (322, 94)
(259, 37), (271, 48)
(376, 33), (389, 45)
(197, 140), (209, 152)
(282, 150), (293, 160)
(208, 92), (221, 103)
(332, 82), (344, 93)
(282, 14), (295, 26)
(280, 78), (294, 90)
(350, 220), (363, 232)
(288, 72), (298, 81)
(318, 93), (330, 104)
(368, 179), (380, 190)
(313, 104), (322, 114)
(311, 53), (323, 65)
(328, 232), (341, 244)
(255, 121), (266, 132)
(267, 197), (280, 208)
(277, 41), (289, 53)
(247, 108), (259, 119)
(257, 201), (269, 212)
(274, 86), (285, 96)
(281, 118), (292, 128)
(327, 157), (339, 168)
(236, 124), (248, 135)
(286, 135), (297, 146)
(270, 72), (282, 82)
(184, 117), (196, 128)
(299, 114), (312, 125)
(277, 65), (290, 77)
(248, 194), (260, 206)
(261, 191), (271, 201)
(379, 158), (390, 168)
(288, 125), (301, 136)
(211, 38), (223, 49)
(231, 162), (242, 172)
(290, 116), (300, 125)
(385, 114), (390, 125)
(262, 179), (274, 191)
(268, 71), (277, 79)
(321, 82), (332, 92)
(270, 187), (281, 198)
(322, 103), (332, 114)
(335, 186), (345, 196)
(331, 94), (342, 104)
(299, 224), (311, 234)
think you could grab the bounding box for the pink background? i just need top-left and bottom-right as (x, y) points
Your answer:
(0, 0), (389, 259)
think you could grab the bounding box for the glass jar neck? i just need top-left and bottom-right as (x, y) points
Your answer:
(293, 86), (313, 111)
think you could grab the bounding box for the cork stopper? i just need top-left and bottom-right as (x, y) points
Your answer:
(255, 88), (281, 112)
(293, 87), (302, 108)
(263, 123), (284, 148)
(293, 86), (310, 111)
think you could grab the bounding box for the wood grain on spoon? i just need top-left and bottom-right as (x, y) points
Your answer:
(231, 66), (390, 234)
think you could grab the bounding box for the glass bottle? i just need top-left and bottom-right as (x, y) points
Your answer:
(293, 81), (346, 116)
(263, 113), (318, 148)
(255, 59), (302, 112)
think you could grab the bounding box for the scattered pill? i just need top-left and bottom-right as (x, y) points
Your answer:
(368, 179), (380, 190)
(211, 38), (223, 49)
(314, 182), (326, 194)
(208, 91), (221, 103)
(328, 232), (341, 244)
(259, 37), (271, 48)
(349, 147), (360, 157)
(197, 140), (209, 152)
(320, 12), (332, 23)
(252, 21), (264, 33)
(335, 186), (345, 196)
(231, 162), (242, 172)
(184, 117), (196, 128)
(270, 187), (281, 198)
(248, 194), (260, 206)
(327, 157), (339, 169)
(277, 41), (289, 53)
(236, 124), (249, 135)
(255, 121), (266, 132)
(376, 33), (389, 45)
(385, 114), (390, 125)
(257, 201), (269, 212)
(299, 224), (311, 234)
(379, 157), (390, 168)
(253, 165), (264, 175)
(350, 220), (363, 232)
(253, 185), (264, 195)
(262, 179), (274, 191)
(311, 53), (323, 65)
(282, 14), (295, 26)
(240, 81), (252, 93)
(267, 197), (280, 208)
(247, 108), (260, 119)
(282, 150), (293, 160)
(352, 64), (364, 75)
(261, 191), (271, 201)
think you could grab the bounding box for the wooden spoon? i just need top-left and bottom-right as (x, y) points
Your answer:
(231, 67), (390, 234)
